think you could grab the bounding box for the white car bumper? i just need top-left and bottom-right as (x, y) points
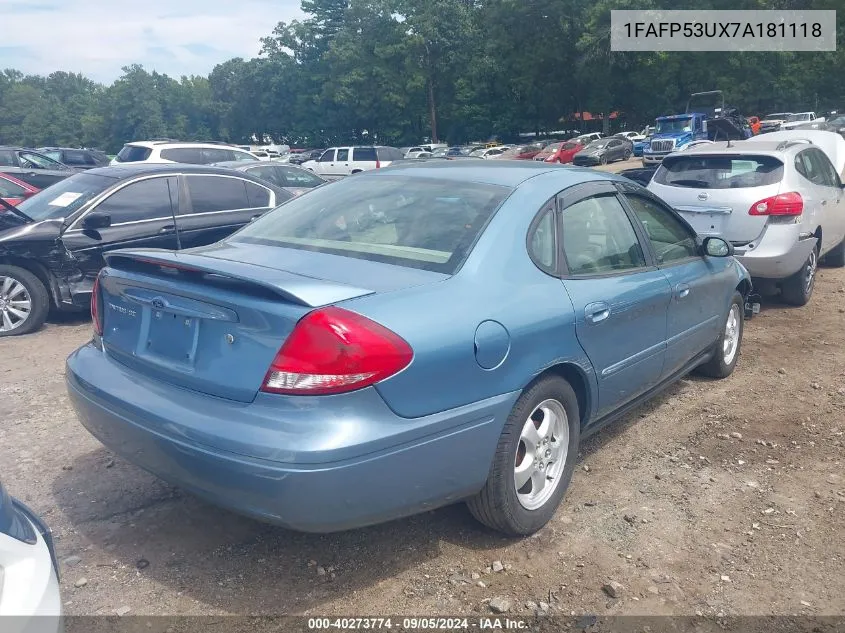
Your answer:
(0, 500), (62, 633)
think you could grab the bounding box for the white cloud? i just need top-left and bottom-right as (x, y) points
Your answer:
(1, 0), (303, 83)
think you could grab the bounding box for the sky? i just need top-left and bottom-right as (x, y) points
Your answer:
(1, 0), (304, 84)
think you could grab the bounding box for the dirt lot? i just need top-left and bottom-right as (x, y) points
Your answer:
(2, 211), (844, 619)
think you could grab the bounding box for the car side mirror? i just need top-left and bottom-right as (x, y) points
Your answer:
(83, 212), (111, 229)
(703, 236), (733, 257)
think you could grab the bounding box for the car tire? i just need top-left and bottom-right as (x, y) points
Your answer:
(467, 375), (580, 536)
(0, 264), (50, 337)
(823, 238), (845, 267)
(624, 150), (632, 160)
(781, 245), (819, 306)
(599, 155), (608, 165)
(695, 292), (744, 379)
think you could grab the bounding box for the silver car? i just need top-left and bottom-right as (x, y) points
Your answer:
(648, 137), (845, 305)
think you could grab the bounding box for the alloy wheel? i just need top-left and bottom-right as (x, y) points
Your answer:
(514, 399), (569, 510)
(0, 275), (32, 333)
(722, 304), (741, 365)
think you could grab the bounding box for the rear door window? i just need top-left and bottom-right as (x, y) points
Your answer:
(795, 150), (830, 186)
(245, 165), (283, 187)
(232, 150), (258, 162)
(804, 149), (840, 187)
(115, 145), (153, 163)
(245, 181), (277, 207)
(336, 148), (349, 162)
(655, 155), (784, 189)
(353, 147), (377, 162)
(276, 166), (324, 187)
(160, 148), (203, 163)
(185, 175), (251, 213)
(64, 150), (94, 166)
(93, 176), (179, 224)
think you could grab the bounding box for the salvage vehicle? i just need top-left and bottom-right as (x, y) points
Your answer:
(533, 140), (584, 164)
(0, 164), (290, 336)
(758, 112), (793, 134)
(0, 173), (39, 207)
(0, 146), (78, 189)
(38, 147), (110, 169)
(67, 161), (752, 536)
(643, 91), (752, 166)
(211, 161), (328, 197)
(781, 112), (826, 131)
(0, 479), (61, 630)
(648, 134), (845, 306)
(572, 137), (631, 165)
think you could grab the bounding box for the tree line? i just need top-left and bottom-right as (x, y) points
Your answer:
(1, 0), (842, 153)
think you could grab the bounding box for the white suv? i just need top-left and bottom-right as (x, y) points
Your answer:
(302, 146), (405, 177)
(647, 132), (845, 305)
(111, 141), (259, 165)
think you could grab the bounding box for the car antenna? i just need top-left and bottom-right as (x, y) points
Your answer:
(166, 179), (182, 250)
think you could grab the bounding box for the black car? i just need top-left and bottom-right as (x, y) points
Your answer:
(38, 147), (111, 170)
(211, 161), (327, 195)
(0, 164), (291, 336)
(288, 149), (325, 165)
(571, 138), (632, 166)
(0, 147), (78, 189)
(617, 166), (658, 187)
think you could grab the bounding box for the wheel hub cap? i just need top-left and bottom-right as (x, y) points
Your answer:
(0, 275), (33, 333)
(722, 304), (741, 365)
(514, 399), (569, 511)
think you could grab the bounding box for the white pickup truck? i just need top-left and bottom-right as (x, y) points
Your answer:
(781, 112), (826, 130)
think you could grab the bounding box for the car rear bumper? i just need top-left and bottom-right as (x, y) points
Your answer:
(733, 225), (817, 280)
(65, 344), (516, 533)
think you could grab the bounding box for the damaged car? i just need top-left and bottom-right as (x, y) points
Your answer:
(0, 164), (290, 336)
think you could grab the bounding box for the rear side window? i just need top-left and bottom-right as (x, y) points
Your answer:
(232, 150), (258, 162)
(245, 181), (275, 208)
(185, 176), (251, 213)
(0, 177), (27, 197)
(94, 176), (178, 224)
(115, 145), (153, 163)
(336, 149), (349, 161)
(200, 148), (234, 164)
(160, 148), (203, 164)
(528, 202), (557, 273)
(231, 175), (510, 274)
(654, 155), (783, 189)
(796, 149), (839, 187)
(64, 150), (95, 166)
(353, 147), (377, 162)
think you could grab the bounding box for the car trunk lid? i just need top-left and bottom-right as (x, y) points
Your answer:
(98, 247), (445, 402)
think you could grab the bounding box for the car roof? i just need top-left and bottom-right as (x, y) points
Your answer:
(123, 141), (251, 150)
(82, 163), (282, 181)
(370, 159), (626, 187)
(664, 139), (806, 158)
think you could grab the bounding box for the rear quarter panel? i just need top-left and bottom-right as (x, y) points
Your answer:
(343, 173), (600, 420)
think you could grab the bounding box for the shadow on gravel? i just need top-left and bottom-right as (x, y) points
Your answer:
(52, 446), (520, 614)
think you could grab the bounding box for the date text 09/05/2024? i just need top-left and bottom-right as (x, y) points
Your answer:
(622, 21), (822, 39)
(307, 617), (530, 630)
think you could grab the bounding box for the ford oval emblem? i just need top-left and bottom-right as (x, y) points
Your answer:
(151, 297), (167, 310)
(697, 192), (709, 201)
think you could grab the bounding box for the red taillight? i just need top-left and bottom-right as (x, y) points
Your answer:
(91, 274), (103, 336)
(261, 306), (413, 395)
(375, 159), (381, 169)
(748, 192), (803, 216)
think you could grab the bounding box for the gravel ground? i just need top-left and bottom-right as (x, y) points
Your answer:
(1, 162), (844, 619)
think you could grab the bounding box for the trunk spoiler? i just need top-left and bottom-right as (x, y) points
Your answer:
(103, 248), (375, 308)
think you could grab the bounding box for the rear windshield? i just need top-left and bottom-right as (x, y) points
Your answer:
(15, 172), (117, 221)
(115, 145), (152, 163)
(230, 175), (510, 273)
(654, 155), (784, 189)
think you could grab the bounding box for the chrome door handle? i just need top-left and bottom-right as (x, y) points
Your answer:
(585, 302), (611, 324)
(676, 283), (690, 299)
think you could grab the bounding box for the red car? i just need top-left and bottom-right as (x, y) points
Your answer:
(533, 140), (585, 164)
(0, 172), (39, 206)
